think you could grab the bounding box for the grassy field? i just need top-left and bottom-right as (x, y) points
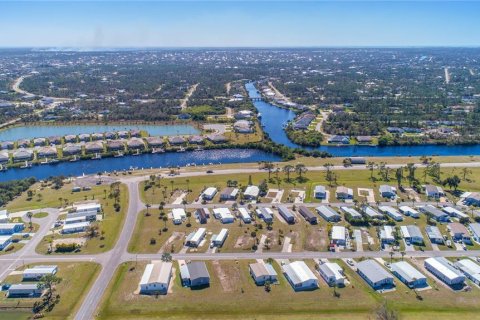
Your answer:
(96, 257), (480, 320)
(32, 183), (128, 255)
(0, 262), (100, 320)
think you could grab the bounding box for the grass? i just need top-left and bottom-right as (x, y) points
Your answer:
(32, 212), (49, 218)
(0, 262), (100, 320)
(96, 257), (480, 320)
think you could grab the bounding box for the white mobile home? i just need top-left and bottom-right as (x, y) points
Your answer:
(244, 185), (260, 200)
(61, 221), (90, 234)
(399, 206), (420, 218)
(0, 235), (12, 251)
(139, 261), (173, 294)
(469, 223), (480, 243)
(238, 208), (252, 223)
(331, 226), (346, 246)
(442, 206), (468, 219)
(424, 257), (464, 287)
(212, 208), (234, 224)
(314, 185), (327, 199)
(0, 209), (8, 223)
(23, 265), (58, 281)
(7, 284), (43, 298)
(425, 225), (444, 244)
(282, 261), (318, 291)
(400, 225), (424, 245)
(356, 259), (394, 290)
(0, 223), (24, 235)
(378, 206), (403, 221)
(362, 206), (383, 219)
(455, 259), (480, 285)
(172, 208), (187, 225)
(391, 261), (427, 289)
(316, 206), (341, 222)
(340, 206), (362, 219)
(201, 187), (217, 201)
(380, 225), (395, 244)
(211, 228), (228, 247)
(185, 228), (206, 247)
(249, 261), (278, 285)
(317, 262), (345, 287)
(74, 202), (101, 213)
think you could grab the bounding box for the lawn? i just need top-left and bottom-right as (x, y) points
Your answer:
(96, 257), (480, 320)
(0, 262), (100, 320)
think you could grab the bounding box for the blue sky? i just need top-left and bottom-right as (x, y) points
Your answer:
(0, 1), (479, 47)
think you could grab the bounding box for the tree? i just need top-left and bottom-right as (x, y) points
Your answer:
(395, 167), (404, 188)
(443, 175), (461, 191)
(264, 162), (274, 180)
(367, 161), (376, 181)
(374, 301), (399, 320)
(461, 167), (472, 182)
(34, 274), (62, 313)
(85, 224), (100, 238)
(324, 163), (335, 187)
(145, 204), (151, 216)
(283, 165), (294, 182)
(186, 211), (192, 226)
(162, 216), (168, 231)
(295, 163), (307, 180)
(161, 252), (172, 262)
(400, 251), (405, 261)
(26, 211), (33, 230)
(406, 163), (416, 186)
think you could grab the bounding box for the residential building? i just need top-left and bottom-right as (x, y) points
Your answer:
(356, 260), (394, 290)
(328, 135), (349, 144)
(463, 192), (480, 206)
(180, 261), (210, 288)
(249, 261), (278, 285)
(340, 206), (362, 219)
(298, 206), (317, 224)
(7, 284), (43, 298)
(425, 225), (444, 244)
(282, 261), (318, 291)
(62, 221), (90, 234)
(336, 186), (353, 200)
(331, 225), (346, 246)
(391, 261), (427, 288)
(380, 225), (395, 244)
(424, 257), (464, 286)
(316, 206), (341, 222)
(362, 206), (383, 219)
(256, 207), (273, 223)
(23, 265), (58, 281)
(317, 262), (345, 287)
(0, 223), (24, 235)
(379, 206), (403, 221)
(0, 209), (8, 223)
(277, 205), (295, 224)
(400, 225), (424, 245)
(139, 261), (173, 295)
(469, 223), (480, 243)
(420, 205), (449, 222)
(314, 185), (326, 199)
(238, 208), (252, 223)
(399, 206), (420, 218)
(201, 187), (217, 201)
(195, 208), (209, 224)
(244, 185), (260, 200)
(425, 185), (445, 198)
(442, 206), (468, 220)
(74, 202), (102, 213)
(0, 235), (12, 251)
(212, 208), (234, 224)
(219, 187), (239, 201)
(379, 185), (396, 199)
(448, 223), (472, 244)
(211, 228), (228, 247)
(455, 259), (480, 285)
(185, 228), (206, 247)
(172, 208), (187, 225)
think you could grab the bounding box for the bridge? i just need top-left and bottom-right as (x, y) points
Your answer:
(249, 97), (262, 102)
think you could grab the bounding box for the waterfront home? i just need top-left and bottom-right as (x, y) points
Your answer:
(379, 225), (395, 244)
(188, 135), (204, 144)
(244, 185), (260, 200)
(145, 136), (164, 147)
(168, 136), (185, 145)
(355, 136), (373, 144)
(249, 261), (277, 285)
(292, 112), (316, 130)
(398, 206), (420, 218)
(17, 139), (30, 148)
(63, 143), (81, 155)
(391, 261), (427, 289)
(22, 265), (58, 281)
(455, 259), (480, 285)
(106, 140), (124, 151)
(317, 262), (345, 287)
(357, 260), (394, 290)
(256, 207), (273, 223)
(313, 185), (326, 199)
(127, 137), (145, 150)
(316, 205), (341, 222)
(379, 185), (396, 199)
(378, 206), (403, 221)
(172, 208), (187, 225)
(425, 185), (445, 198)
(91, 133), (104, 141)
(238, 207), (252, 223)
(0, 141), (14, 149)
(64, 135), (77, 143)
(195, 208), (209, 224)
(139, 261), (173, 295)
(331, 225), (346, 246)
(425, 257), (464, 287)
(33, 137), (46, 146)
(211, 228), (228, 247)
(185, 228), (206, 247)
(400, 225), (424, 245)
(448, 223), (472, 244)
(234, 120), (254, 133)
(425, 225), (444, 244)
(0, 151), (9, 163)
(0, 223), (24, 235)
(48, 136), (62, 145)
(37, 146), (57, 158)
(469, 223), (480, 243)
(335, 186), (353, 200)
(328, 135), (349, 144)
(212, 208), (234, 224)
(420, 205), (449, 222)
(104, 132), (116, 139)
(0, 235), (12, 250)
(277, 205), (295, 224)
(7, 284), (43, 298)
(282, 261), (318, 291)
(219, 187), (239, 201)
(117, 131), (129, 138)
(180, 261), (210, 288)
(12, 148), (33, 162)
(234, 110), (254, 119)
(298, 206), (317, 224)
(130, 130), (141, 137)
(78, 133), (91, 142)
(201, 187), (217, 201)
(206, 134), (228, 144)
(85, 141), (104, 154)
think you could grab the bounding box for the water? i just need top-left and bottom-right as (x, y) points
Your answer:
(246, 82), (480, 157)
(0, 124), (199, 141)
(0, 149), (280, 182)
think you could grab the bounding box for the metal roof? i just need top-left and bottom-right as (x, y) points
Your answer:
(357, 260), (393, 283)
(391, 261), (426, 283)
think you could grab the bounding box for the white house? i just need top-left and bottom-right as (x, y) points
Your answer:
(185, 228), (206, 247)
(7, 284), (43, 298)
(317, 262), (345, 287)
(314, 185), (327, 199)
(316, 206), (341, 222)
(379, 185), (396, 199)
(331, 226), (346, 246)
(469, 223), (480, 243)
(340, 206), (362, 219)
(0, 223), (24, 235)
(61, 221), (90, 234)
(74, 202), (101, 213)
(399, 206), (420, 218)
(172, 208), (187, 225)
(442, 206), (468, 219)
(139, 261), (173, 295)
(23, 265), (58, 281)
(425, 185), (445, 198)
(201, 187), (217, 201)
(400, 225), (424, 245)
(211, 228), (228, 247)
(378, 206), (403, 221)
(356, 259), (394, 290)
(249, 261), (278, 285)
(380, 225), (395, 244)
(391, 261), (427, 289)
(425, 257), (464, 287)
(282, 261), (318, 291)
(362, 206), (383, 219)
(455, 259), (480, 285)
(238, 207), (252, 223)
(244, 185), (260, 200)
(212, 208), (234, 224)
(0, 209), (9, 223)
(336, 186), (353, 200)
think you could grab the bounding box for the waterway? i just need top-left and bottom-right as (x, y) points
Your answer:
(0, 124), (199, 141)
(0, 149), (281, 182)
(246, 82), (480, 157)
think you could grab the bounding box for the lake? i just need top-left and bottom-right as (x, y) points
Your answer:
(246, 82), (480, 157)
(0, 149), (280, 182)
(0, 124), (199, 141)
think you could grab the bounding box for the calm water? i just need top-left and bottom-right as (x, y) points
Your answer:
(246, 82), (480, 157)
(0, 149), (280, 182)
(0, 124), (199, 141)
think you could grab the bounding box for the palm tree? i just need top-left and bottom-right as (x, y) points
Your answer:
(26, 212), (33, 231)
(145, 204), (151, 216)
(295, 163), (307, 180)
(170, 180), (174, 194)
(400, 251), (405, 261)
(162, 216), (168, 230)
(185, 179), (190, 201)
(186, 211), (192, 226)
(264, 162), (274, 180)
(283, 165), (294, 182)
(389, 250), (394, 263)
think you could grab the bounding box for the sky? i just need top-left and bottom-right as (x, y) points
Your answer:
(0, 1), (479, 48)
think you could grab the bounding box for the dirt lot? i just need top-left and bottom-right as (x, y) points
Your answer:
(212, 260), (240, 292)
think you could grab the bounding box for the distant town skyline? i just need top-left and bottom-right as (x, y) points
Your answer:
(0, 1), (479, 48)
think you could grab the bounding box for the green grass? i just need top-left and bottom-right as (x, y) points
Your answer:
(0, 262), (100, 320)
(32, 212), (49, 218)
